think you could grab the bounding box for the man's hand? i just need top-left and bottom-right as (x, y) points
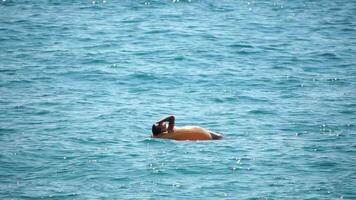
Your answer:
(156, 115), (175, 133)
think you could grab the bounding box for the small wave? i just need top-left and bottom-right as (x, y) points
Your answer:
(238, 95), (270, 103)
(0, 0), (14, 6)
(227, 44), (254, 49)
(248, 109), (276, 115)
(122, 18), (142, 24)
(0, 128), (17, 134)
(237, 50), (259, 55)
(80, 58), (111, 65)
(144, 29), (172, 35)
(310, 160), (338, 168)
(319, 52), (340, 59)
(139, 138), (175, 145)
(128, 72), (158, 81)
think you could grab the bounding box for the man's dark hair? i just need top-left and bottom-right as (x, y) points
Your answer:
(152, 124), (162, 136)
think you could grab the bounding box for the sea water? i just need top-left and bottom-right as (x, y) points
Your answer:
(0, 0), (355, 199)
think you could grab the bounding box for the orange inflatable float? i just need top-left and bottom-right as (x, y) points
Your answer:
(151, 116), (223, 141)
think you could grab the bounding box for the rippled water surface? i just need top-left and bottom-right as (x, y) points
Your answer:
(1, 0), (356, 199)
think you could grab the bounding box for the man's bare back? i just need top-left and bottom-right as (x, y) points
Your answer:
(151, 116), (223, 141)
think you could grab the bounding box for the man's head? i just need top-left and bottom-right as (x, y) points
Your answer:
(152, 124), (162, 136)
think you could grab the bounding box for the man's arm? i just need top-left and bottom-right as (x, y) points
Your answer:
(156, 115), (175, 132)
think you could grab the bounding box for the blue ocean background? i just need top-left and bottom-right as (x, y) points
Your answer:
(1, 0), (356, 199)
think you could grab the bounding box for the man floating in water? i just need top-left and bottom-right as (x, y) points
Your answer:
(151, 115), (223, 141)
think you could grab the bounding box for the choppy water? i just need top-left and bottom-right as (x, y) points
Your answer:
(1, 0), (356, 199)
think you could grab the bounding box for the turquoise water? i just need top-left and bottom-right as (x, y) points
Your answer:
(1, 0), (356, 199)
